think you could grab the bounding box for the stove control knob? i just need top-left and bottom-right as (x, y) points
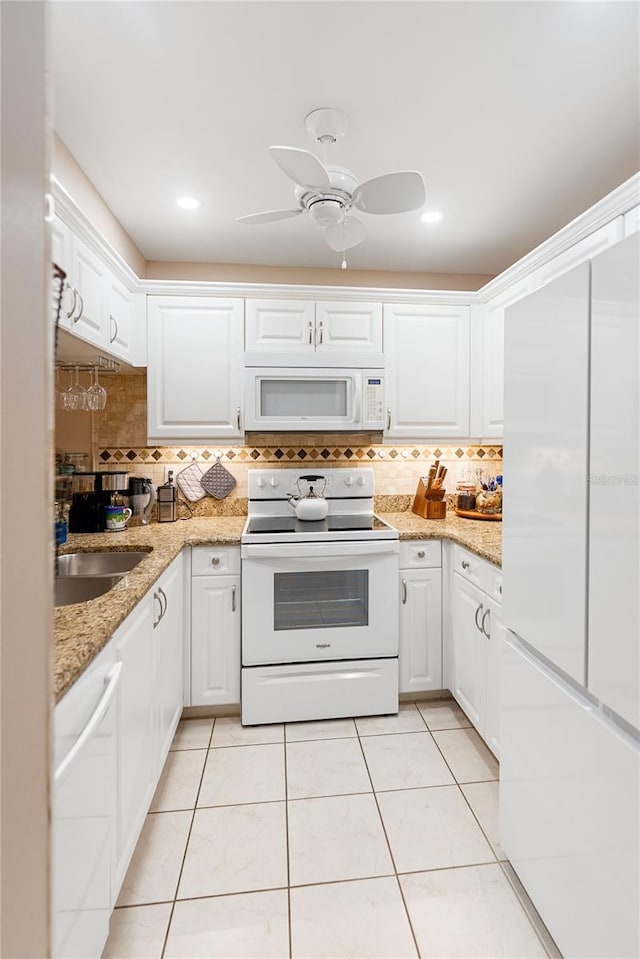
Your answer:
(256, 478), (266, 488)
(269, 476), (279, 488)
(344, 474), (354, 486)
(356, 475), (366, 486)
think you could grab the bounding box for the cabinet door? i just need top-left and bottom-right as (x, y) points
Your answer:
(154, 553), (185, 769)
(147, 296), (244, 441)
(315, 301), (383, 357)
(475, 277), (534, 438)
(113, 593), (155, 889)
(245, 299), (315, 353)
(482, 598), (502, 758)
(588, 234), (639, 729)
(50, 217), (75, 330)
(448, 572), (486, 731)
(191, 574), (240, 706)
(107, 275), (135, 363)
(399, 568), (442, 693)
(69, 235), (109, 347)
(383, 304), (470, 437)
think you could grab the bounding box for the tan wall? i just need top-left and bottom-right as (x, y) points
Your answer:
(146, 260), (493, 291)
(52, 134), (147, 277)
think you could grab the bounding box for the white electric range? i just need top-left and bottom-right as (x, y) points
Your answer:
(240, 467), (400, 725)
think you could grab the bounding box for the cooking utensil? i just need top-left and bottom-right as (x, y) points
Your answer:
(287, 474), (328, 521)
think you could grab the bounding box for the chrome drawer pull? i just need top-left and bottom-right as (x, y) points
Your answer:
(211, 557), (221, 566)
(462, 560), (470, 570)
(417, 550), (425, 559)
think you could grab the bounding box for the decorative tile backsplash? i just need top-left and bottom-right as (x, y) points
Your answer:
(84, 374), (503, 513)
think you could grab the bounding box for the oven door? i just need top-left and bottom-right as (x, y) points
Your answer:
(241, 540), (399, 665)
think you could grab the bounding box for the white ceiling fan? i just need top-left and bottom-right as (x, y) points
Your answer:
(238, 108), (426, 258)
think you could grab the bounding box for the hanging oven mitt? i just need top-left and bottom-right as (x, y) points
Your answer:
(175, 461), (207, 502)
(200, 458), (237, 500)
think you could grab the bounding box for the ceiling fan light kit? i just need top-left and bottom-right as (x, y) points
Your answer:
(238, 108), (426, 262)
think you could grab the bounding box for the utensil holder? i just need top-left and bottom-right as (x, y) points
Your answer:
(411, 478), (447, 519)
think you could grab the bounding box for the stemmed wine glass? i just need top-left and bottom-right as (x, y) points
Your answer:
(65, 366), (87, 411)
(86, 367), (107, 411)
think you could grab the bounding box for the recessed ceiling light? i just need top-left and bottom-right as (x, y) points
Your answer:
(176, 196), (201, 210)
(421, 211), (442, 224)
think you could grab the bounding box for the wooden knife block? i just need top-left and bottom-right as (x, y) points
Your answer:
(412, 478), (447, 519)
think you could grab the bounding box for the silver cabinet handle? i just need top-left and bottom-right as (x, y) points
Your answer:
(236, 407), (241, 431)
(482, 608), (491, 639)
(402, 578), (407, 605)
(232, 583), (237, 612)
(74, 290), (84, 322)
(109, 313), (118, 344)
(386, 408), (391, 431)
(474, 602), (484, 631)
(417, 550), (425, 559)
(65, 284), (77, 320)
(462, 560), (470, 570)
(211, 556), (221, 567)
(318, 320), (323, 345)
(153, 591), (162, 628)
(499, 584), (502, 595)
(54, 662), (122, 783)
(158, 586), (167, 621)
(308, 320), (313, 345)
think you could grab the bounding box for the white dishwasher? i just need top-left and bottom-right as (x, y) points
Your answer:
(53, 645), (121, 959)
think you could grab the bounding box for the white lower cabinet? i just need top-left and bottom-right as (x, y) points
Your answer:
(153, 553), (185, 770)
(53, 644), (120, 959)
(399, 542), (443, 693)
(191, 547), (241, 706)
(446, 546), (502, 757)
(113, 593), (156, 891)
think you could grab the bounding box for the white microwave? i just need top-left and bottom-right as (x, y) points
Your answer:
(244, 367), (385, 432)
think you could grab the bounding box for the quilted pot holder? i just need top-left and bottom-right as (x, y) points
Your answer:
(176, 462), (207, 502)
(200, 458), (237, 500)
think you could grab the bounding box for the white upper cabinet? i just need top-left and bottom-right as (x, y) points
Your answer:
(147, 296), (244, 442)
(50, 216), (143, 365)
(472, 277), (535, 438)
(245, 298), (383, 366)
(623, 204), (640, 237)
(383, 304), (470, 438)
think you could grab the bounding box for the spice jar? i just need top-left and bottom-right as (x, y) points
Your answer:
(456, 483), (477, 511)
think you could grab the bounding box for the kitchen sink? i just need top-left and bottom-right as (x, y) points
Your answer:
(56, 550), (150, 576)
(55, 574), (125, 607)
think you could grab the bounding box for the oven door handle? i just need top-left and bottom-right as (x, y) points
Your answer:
(241, 540), (399, 560)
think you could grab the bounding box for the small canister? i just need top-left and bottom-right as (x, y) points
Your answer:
(456, 483), (477, 511)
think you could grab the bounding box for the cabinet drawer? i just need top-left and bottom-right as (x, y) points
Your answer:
(483, 564), (503, 604)
(399, 540), (441, 569)
(450, 544), (484, 587)
(191, 546), (240, 576)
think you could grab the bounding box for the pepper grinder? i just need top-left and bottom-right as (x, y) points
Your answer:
(157, 471), (178, 522)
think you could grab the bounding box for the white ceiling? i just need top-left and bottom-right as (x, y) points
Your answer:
(51, 1), (639, 276)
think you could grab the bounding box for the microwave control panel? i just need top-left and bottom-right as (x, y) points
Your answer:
(364, 373), (385, 429)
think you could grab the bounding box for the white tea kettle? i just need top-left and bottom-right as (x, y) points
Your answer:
(287, 474), (328, 521)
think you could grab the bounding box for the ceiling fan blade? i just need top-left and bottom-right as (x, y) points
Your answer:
(237, 208), (302, 225)
(324, 216), (367, 252)
(269, 146), (331, 189)
(353, 171), (426, 214)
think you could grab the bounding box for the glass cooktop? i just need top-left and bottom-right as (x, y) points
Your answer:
(243, 513), (398, 540)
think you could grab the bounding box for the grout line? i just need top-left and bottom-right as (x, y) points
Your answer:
(159, 716), (216, 957)
(283, 741), (292, 959)
(354, 722), (423, 959)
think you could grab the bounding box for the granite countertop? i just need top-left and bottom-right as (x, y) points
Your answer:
(54, 511), (501, 703)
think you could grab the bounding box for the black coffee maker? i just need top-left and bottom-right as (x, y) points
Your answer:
(68, 471), (129, 533)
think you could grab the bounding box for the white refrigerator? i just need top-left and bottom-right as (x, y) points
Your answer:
(501, 232), (639, 959)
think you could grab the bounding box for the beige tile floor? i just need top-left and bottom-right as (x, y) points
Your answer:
(103, 702), (560, 959)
